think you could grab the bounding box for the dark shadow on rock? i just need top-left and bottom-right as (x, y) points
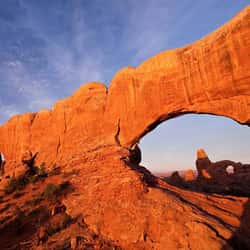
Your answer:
(222, 199), (250, 250)
(121, 144), (158, 187)
(126, 161), (158, 188)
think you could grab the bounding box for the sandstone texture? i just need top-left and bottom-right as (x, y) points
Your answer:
(0, 6), (249, 250)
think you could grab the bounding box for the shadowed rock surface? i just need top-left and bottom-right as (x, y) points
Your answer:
(0, 6), (249, 250)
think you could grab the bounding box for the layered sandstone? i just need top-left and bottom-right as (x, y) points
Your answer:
(0, 6), (249, 250)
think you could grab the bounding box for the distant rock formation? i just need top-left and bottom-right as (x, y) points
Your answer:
(165, 148), (250, 196)
(183, 169), (196, 182)
(166, 171), (184, 186)
(197, 148), (209, 159)
(195, 149), (250, 195)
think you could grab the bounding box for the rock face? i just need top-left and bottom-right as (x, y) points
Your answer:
(0, 6), (249, 250)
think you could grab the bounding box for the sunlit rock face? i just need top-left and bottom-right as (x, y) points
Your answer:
(0, 7), (249, 250)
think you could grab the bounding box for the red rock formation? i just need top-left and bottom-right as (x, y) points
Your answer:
(166, 149), (250, 196)
(0, 6), (249, 250)
(196, 149), (212, 179)
(183, 169), (196, 182)
(197, 148), (209, 160)
(165, 171), (184, 186)
(195, 149), (250, 195)
(0, 7), (249, 175)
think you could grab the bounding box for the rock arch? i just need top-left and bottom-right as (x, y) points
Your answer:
(0, 6), (249, 175)
(105, 7), (250, 148)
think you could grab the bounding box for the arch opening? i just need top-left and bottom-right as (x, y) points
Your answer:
(226, 165), (235, 175)
(137, 114), (250, 196)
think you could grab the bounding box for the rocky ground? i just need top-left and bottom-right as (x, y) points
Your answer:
(0, 147), (250, 249)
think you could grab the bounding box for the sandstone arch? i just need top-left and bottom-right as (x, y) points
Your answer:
(0, 6), (249, 174)
(105, 6), (250, 148)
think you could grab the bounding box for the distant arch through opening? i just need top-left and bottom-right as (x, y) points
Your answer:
(139, 114), (250, 175)
(226, 165), (235, 175)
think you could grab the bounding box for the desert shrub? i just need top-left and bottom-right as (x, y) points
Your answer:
(37, 163), (48, 177)
(49, 165), (61, 176)
(42, 181), (71, 202)
(29, 175), (39, 183)
(28, 164), (47, 183)
(4, 163), (48, 194)
(4, 175), (29, 194)
(42, 183), (60, 201)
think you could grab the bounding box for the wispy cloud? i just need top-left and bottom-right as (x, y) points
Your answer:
(0, 0), (107, 123)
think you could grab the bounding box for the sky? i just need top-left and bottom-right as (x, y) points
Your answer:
(0, 1), (249, 172)
(140, 115), (250, 172)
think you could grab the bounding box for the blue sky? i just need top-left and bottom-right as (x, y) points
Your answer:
(0, 1), (249, 172)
